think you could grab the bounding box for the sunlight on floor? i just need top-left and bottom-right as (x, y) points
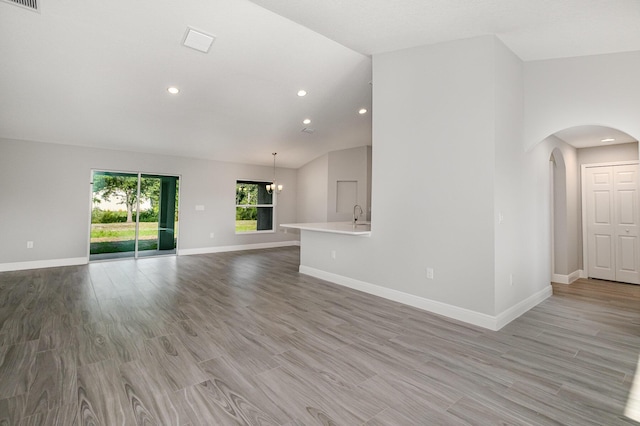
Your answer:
(625, 354), (640, 422)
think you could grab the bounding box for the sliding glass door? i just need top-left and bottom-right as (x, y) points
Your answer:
(90, 170), (179, 261)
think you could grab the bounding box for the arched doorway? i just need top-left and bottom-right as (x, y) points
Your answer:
(542, 125), (639, 284)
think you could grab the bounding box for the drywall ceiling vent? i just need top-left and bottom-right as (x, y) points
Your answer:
(301, 128), (315, 134)
(183, 27), (215, 53)
(1, 0), (39, 12)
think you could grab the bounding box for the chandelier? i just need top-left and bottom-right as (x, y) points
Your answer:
(266, 152), (283, 194)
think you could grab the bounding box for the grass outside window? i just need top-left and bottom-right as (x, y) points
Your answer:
(90, 222), (178, 254)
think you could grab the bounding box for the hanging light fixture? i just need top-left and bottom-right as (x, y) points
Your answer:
(266, 152), (283, 194)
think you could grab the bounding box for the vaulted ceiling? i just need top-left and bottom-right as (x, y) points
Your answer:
(1, 0), (638, 167)
(251, 0), (640, 60)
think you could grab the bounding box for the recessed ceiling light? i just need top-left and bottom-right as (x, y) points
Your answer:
(358, 108), (368, 114)
(601, 138), (616, 143)
(167, 87), (180, 95)
(303, 118), (311, 125)
(297, 90), (307, 97)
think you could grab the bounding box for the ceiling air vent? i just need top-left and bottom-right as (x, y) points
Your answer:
(2, 0), (39, 12)
(183, 27), (215, 53)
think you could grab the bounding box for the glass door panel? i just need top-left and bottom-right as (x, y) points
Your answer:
(90, 171), (140, 261)
(137, 174), (179, 257)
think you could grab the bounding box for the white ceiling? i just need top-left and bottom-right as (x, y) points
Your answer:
(0, 0), (372, 168)
(1, 1), (639, 168)
(554, 126), (638, 149)
(250, 0), (640, 60)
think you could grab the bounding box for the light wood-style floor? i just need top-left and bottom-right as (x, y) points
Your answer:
(1, 247), (639, 425)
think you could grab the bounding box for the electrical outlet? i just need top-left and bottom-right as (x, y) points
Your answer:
(209, 232), (215, 239)
(331, 250), (337, 259)
(426, 267), (434, 279)
(26, 241), (34, 249)
(509, 273), (514, 286)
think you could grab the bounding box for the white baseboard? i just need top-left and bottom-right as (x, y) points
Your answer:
(0, 257), (88, 272)
(494, 285), (553, 330)
(299, 266), (550, 331)
(179, 240), (300, 256)
(552, 269), (582, 284)
(0, 242), (301, 272)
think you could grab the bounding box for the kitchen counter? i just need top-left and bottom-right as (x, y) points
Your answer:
(280, 221), (371, 236)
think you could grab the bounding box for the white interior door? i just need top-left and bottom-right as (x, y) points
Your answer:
(586, 166), (616, 280)
(613, 165), (640, 284)
(585, 164), (640, 284)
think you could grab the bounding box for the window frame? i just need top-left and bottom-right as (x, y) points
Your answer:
(235, 179), (276, 234)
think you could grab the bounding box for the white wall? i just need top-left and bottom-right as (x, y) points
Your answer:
(296, 146), (371, 224)
(577, 142), (638, 165)
(0, 138), (297, 268)
(547, 139), (580, 282)
(327, 146), (371, 222)
(493, 39), (536, 316)
(375, 35), (499, 315)
(300, 36), (500, 318)
(524, 51), (640, 150)
(564, 143), (581, 275)
(296, 153), (328, 223)
(366, 145), (372, 221)
(552, 148), (568, 275)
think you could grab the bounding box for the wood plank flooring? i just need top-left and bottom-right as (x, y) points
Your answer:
(1, 247), (639, 425)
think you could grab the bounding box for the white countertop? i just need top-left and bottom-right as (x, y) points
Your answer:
(280, 221), (371, 236)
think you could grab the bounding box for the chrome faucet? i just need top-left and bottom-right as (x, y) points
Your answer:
(353, 204), (364, 225)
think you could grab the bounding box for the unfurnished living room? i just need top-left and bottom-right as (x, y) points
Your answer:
(1, 0), (640, 425)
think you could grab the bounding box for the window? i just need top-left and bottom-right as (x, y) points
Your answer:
(235, 180), (274, 233)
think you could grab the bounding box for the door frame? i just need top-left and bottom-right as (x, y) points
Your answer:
(87, 168), (182, 261)
(581, 160), (640, 280)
